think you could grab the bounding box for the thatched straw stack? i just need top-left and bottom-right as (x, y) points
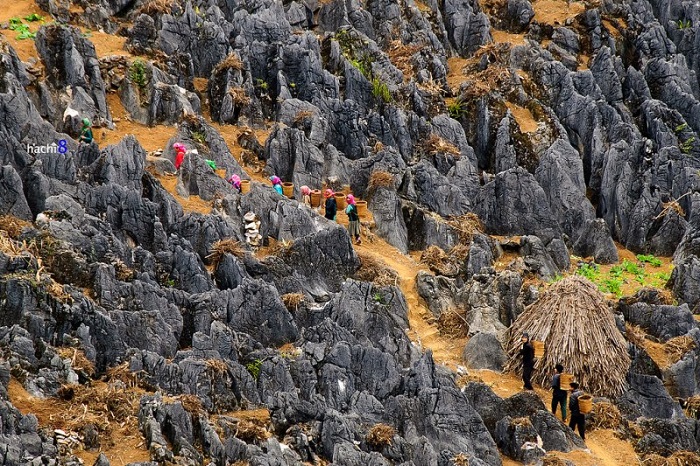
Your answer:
(503, 276), (631, 396)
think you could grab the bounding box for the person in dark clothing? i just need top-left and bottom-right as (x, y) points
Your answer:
(519, 332), (535, 390)
(551, 363), (567, 421)
(324, 189), (337, 221)
(568, 382), (586, 441)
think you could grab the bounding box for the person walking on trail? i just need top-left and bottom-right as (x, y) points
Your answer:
(173, 143), (186, 170)
(300, 185), (311, 207)
(270, 176), (283, 195)
(79, 118), (93, 144)
(324, 189), (337, 221)
(551, 364), (568, 421)
(345, 194), (361, 244)
(519, 332), (535, 390)
(568, 382), (586, 441)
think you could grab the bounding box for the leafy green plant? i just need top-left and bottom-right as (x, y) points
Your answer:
(24, 13), (44, 22)
(576, 263), (599, 281)
(255, 78), (268, 92)
(654, 271), (671, 282)
(129, 59), (149, 88)
(372, 78), (391, 103)
(448, 99), (467, 119)
(601, 277), (623, 296)
(165, 278), (176, 287)
(245, 359), (263, 380)
(191, 130), (206, 144)
(372, 292), (386, 305)
(681, 136), (696, 154)
(8, 17), (36, 40)
(675, 123), (688, 133)
(678, 19), (692, 29)
(349, 56), (372, 78)
(637, 254), (662, 267)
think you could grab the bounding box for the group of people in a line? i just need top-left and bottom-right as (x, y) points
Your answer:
(519, 333), (587, 441)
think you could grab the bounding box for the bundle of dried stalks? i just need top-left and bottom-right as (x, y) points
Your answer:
(177, 394), (204, 415)
(437, 309), (470, 338)
(57, 348), (95, 377)
(684, 395), (700, 419)
(452, 453), (470, 466)
(0, 215), (31, 239)
(354, 251), (399, 287)
(504, 276), (631, 396)
(387, 40), (422, 80)
(281, 293), (304, 312)
(206, 359), (229, 375)
(589, 402), (623, 430)
(446, 213), (483, 244)
(136, 0), (174, 15)
(422, 133), (461, 157)
(666, 335), (696, 363)
(420, 245), (460, 277)
(214, 54), (244, 74)
(626, 324), (647, 347)
(367, 171), (395, 192)
(207, 239), (247, 267)
(235, 419), (270, 443)
(228, 87), (251, 106)
(643, 452), (700, 466)
(366, 424), (396, 448)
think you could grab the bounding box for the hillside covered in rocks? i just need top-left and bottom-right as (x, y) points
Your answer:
(2, 0), (700, 464)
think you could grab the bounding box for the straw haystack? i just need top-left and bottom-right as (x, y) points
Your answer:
(504, 276), (631, 396)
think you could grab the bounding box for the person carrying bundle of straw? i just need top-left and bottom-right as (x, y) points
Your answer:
(568, 382), (586, 441)
(551, 364), (568, 421)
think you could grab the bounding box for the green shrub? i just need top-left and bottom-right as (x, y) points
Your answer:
(637, 254), (662, 267)
(245, 359), (263, 380)
(191, 130), (206, 144)
(681, 136), (696, 154)
(372, 78), (391, 103)
(448, 99), (467, 120)
(129, 59), (149, 88)
(8, 17), (36, 40)
(678, 19), (692, 29)
(24, 13), (44, 22)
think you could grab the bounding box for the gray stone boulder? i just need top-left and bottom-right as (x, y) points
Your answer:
(476, 168), (561, 238)
(369, 185), (409, 254)
(442, 0), (492, 56)
(462, 332), (507, 371)
(505, 0), (534, 32)
(495, 416), (545, 464)
(616, 373), (683, 420)
(0, 166), (32, 220)
(618, 301), (696, 341)
(635, 418), (698, 456)
(35, 24), (112, 127)
(529, 410), (585, 452)
(671, 256), (700, 313)
(572, 219), (619, 264)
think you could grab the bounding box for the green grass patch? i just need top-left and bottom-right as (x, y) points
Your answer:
(575, 254), (670, 297)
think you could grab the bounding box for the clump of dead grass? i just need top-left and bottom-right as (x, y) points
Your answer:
(422, 133), (461, 157)
(235, 419), (270, 443)
(354, 251), (399, 287)
(642, 452), (700, 466)
(366, 423), (395, 449)
(446, 213), (483, 244)
(207, 239), (247, 267)
(177, 394), (204, 415)
(206, 359), (229, 375)
(367, 171), (395, 192)
(683, 395), (700, 418)
(625, 324), (647, 347)
(137, 0), (175, 15)
(588, 401), (622, 430)
(228, 87), (251, 106)
(214, 54), (244, 74)
(0, 215), (31, 239)
(281, 293), (304, 312)
(666, 335), (696, 363)
(293, 110), (314, 126)
(542, 456), (570, 466)
(437, 309), (470, 338)
(105, 362), (141, 388)
(57, 348), (95, 377)
(452, 453), (470, 466)
(420, 245), (460, 277)
(387, 40), (421, 81)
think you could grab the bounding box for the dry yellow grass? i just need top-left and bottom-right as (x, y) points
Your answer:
(422, 133), (461, 157)
(354, 251), (399, 287)
(367, 171), (395, 192)
(366, 423), (396, 448)
(207, 239), (247, 266)
(588, 402), (623, 430)
(214, 54), (244, 74)
(0, 215), (31, 239)
(228, 87), (251, 106)
(281, 293), (304, 312)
